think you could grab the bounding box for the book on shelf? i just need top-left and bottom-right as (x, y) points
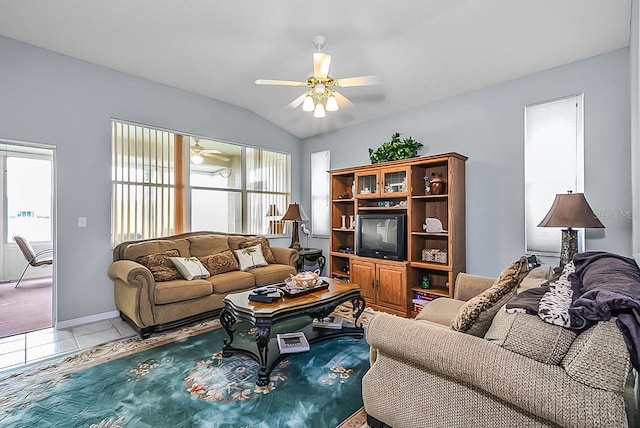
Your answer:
(312, 316), (343, 330)
(276, 332), (310, 354)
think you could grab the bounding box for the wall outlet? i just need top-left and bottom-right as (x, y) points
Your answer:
(78, 217), (87, 228)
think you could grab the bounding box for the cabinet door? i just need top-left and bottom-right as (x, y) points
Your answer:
(376, 264), (407, 312)
(380, 166), (410, 197)
(351, 260), (376, 302)
(355, 172), (380, 198)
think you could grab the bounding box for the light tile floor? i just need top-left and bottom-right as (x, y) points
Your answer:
(0, 317), (137, 372)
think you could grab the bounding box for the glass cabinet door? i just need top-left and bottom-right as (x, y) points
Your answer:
(356, 172), (379, 197)
(381, 168), (408, 196)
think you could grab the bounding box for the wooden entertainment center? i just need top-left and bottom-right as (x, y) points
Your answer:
(329, 152), (467, 317)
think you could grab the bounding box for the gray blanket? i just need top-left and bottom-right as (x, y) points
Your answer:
(569, 251), (640, 370)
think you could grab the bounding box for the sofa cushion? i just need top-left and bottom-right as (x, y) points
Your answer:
(234, 244), (269, 271)
(170, 257), (210, 280)
(187, 234), (230, 257)
(451, 256), (529, 337)
(199, 250), (239, 275)
(485, 306), (578, 365)
(136, 249), (183, 282)
(250, 264), (297, 287)
(415, 298), (465, 326)
(124, 239), (189, 261)
(207, 271), (256, 294)
(517, 265), (553, 294)
(154, 278), (213, 304)
(239, 237), (277, 264)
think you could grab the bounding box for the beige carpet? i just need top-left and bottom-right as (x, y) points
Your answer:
(0, 277), (53, 338)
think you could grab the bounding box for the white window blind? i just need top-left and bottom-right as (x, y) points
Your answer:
(112, 121), (181, 243)
(524, 94), (584, 254)
(311, 150), (330, 236)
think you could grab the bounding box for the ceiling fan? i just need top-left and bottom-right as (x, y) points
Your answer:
(255, 36), (379, 118)
(190, 139), (230, 165)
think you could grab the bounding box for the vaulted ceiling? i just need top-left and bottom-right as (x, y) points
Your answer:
(0, 0), (631, 139)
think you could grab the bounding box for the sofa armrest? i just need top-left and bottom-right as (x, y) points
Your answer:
(107, 260), (156, 327)
(452, 273), (495, 301)
(271, 246), (299, 266)
(366, 313), (626, 427)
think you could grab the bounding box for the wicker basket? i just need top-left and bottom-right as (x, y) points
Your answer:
(422, 249), (447, 264)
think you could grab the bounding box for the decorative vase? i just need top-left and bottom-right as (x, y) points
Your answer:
(429, 173), (446, 195)
(341, 215), (347, 229)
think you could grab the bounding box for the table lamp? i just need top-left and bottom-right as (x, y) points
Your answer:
(537, 191), (604, 268)
(281, 203), (304, 250)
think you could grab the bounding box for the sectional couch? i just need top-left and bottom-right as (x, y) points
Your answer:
(108, 231), (298, 337)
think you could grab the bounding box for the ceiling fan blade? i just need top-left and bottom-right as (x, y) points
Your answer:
(201, 149), (221, 154)
(336, 75), (380, 87)
(287, 93), (307, 109)
(203, 152), (230, 162)
(313, 53), (331, 78)
(332, 91), (353, 107)
(255, 79), (306, 86)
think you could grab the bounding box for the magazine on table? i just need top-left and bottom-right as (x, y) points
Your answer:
(276, 332), (310, 353)
(312, 316), (343, 330)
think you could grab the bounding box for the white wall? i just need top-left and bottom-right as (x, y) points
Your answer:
(631, 0), (640, 258)
(0, 36), (300, 323)
(302, 49), (631, 278)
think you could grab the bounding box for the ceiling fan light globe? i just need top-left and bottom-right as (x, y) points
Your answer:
(313, 103), (326, 118)
(315, 83), (325, 94)
(302, 96), (315, 111)
(326, 95), (339, 111)
(191, 154), (204, 165)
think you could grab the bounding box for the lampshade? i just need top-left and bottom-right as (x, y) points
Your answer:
(302, 95), (314, 112)
(313, 103), (326, 118)
(191, 154), (203, 165)
(537, 192), (604, 229)
(326, 94), (339, 112)
(265, 204), (281, 217)
(281, 203), (303, 222)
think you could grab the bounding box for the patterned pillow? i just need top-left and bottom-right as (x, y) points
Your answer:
(233, 244), (268, 271)
(136, 249), (182, 282)
(238, 237), (277, 264)
(199, 250), (240, 276)
(451, 256), (530, 337)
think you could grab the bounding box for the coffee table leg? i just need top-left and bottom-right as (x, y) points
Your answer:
(351, 297), (366, 328)
(220, 308), (236, 355)
(255, 324), (272, 386)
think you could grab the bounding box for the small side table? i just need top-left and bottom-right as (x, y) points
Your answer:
(295, 248), (325, 275)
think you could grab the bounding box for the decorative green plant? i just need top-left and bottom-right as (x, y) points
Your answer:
(242, 247), (257, 266)
(368, 132), (423, 164)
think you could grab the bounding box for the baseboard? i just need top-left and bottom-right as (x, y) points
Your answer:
(55, 310), (120, 329)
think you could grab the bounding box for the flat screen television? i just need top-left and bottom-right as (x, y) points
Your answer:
(355, 214), (406, 261)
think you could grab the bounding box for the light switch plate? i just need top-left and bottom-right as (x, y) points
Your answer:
(78, 217), (87, 228)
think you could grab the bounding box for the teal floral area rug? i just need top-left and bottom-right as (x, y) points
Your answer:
(0, 316), (371, 428)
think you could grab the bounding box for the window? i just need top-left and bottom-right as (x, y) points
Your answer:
(6, 156), (53, 243)
(112, 121), (291, 243)
(112, 122), (181, 243)
(311, 150), (330, 236)
(524, 94), (584, 254)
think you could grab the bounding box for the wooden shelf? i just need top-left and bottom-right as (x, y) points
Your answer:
(330, 251), (354, 258)
(409, 261), (452, 271)
(357, 206), (407, 211)
(332, 228), (355, 232)
(332, 198), (355, 203)
(411, 194), (448, 199)
(411, 232), (449, 237)
(411, 287), (450, 297)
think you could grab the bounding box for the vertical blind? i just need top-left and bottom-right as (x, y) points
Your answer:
(112, 121), (184, 243)
(245, 147), (291, 235)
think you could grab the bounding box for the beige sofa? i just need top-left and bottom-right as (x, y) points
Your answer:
(108, 231), (298, 338)
(363, 266), (634, 428)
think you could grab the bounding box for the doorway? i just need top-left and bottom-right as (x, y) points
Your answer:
(0, 141), (55, 339)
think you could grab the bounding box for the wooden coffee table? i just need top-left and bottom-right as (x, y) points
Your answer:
(219, 278), (366, 386)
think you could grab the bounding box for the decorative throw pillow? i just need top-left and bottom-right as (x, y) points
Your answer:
(451, 256), (530, 337)
(239, 237), (277, 264)
(199, 250), (240, 276)
(136, 249), (183, 282)
(170, 257), (210, 280)
(233, 244), (268, 271)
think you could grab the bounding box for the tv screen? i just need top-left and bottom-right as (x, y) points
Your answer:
(356, 214), (406, 261)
